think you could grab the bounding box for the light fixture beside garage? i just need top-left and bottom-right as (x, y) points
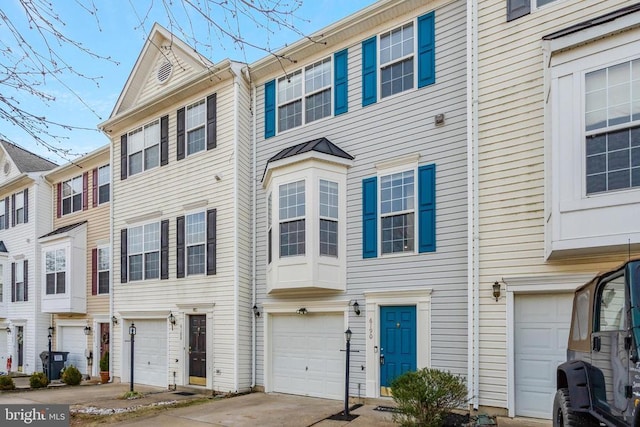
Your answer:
(84, 325), (92, 336)
(168, 312), (176, 330)
(5, 326), (10, 334)
(493, 280), (506, 302)
(296, 307), (308, 315)
(252, 305), (260, 317)
(352, 301), (361, 316)
(111, 316), (118, 325)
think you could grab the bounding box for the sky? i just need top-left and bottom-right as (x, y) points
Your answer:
(1, 0), (376, 164)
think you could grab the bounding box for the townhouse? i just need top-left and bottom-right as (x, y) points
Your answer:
(250, 0), (469, 400)
(39, 145), (111, 379)
(0, 140), (57, 375)
(474, 0), (640, 419)
(98, 24), (253, 392)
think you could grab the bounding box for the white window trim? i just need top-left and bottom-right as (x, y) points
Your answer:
(376, 156), (419, 257)
(185, 210), (206, 276)
(127, 119), (160, 177)
(277, 179), (306, 258)
(97, 165), (110, 205)
(318, 179), (339, 258)
(185, 98), (207, 157)
(44, 247), (67, 295)
(127, 221), (161, 281)
(0, 199), (5, 230)
(97, 245), (110, 295)
(62, 175), (83, 216)
(276, 56), (333, 134)
(377, 18), (418, 101)
(267, 192), (273, 265)
(14, 191), (24, 224)
(14, 260), (25, 302)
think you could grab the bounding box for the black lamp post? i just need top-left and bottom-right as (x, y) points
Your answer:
(129, 323), (136, 392)
(344, 328), (352, 417)
(47, 326), (54, 382)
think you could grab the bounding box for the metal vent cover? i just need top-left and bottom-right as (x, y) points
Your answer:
(157, 61), (173, 84)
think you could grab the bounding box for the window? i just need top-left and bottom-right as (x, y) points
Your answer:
(15, 261), (25, 301)
(128, 121), (159, 176)
(380, 171), (415, 254)
(506, 0), (559, 22)
(186, 212), (205, 275)
(97, 247), (109, 294)
(98, 165), (110, 204)
(14, 191), (24, 224)
(597, 275), (626, 331)
(380, 23), (414, 98)
(0, 199), (5, 230)
(319, 180), (338, 256)
(45, 249), (66, 294)
(0, 264), (3, 302)
(128, 223), (160, 281)
(267, 193), (273, 264)
(186, 100), (206, 155)
(585, 59), (640, 194)
(278, 58), (332, 132)
(62, 176), (83, 215)
(279, 180), (305, 257)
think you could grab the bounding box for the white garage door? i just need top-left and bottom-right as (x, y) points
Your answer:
(59, 326), (87, 375)
(123, 319), (167, 388)
(0, 330), (7, 374)
(515, 293), (573, 419)
(271, 313), (344, 400)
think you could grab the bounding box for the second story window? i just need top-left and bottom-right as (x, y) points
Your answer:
(97, 247), (110, 294)
(279, 180), (306, 257)
(128, 121), (159, 176)
(277, 58), (332, 132)
(319, 180), (338, 256)
(14, 261), (25, 301)
(186, 100), (206, 155)
(380, 170), (415, 254)
(267, 193), (272, 264)
(0, 198), (6, 230)
(98, 165), (110, 204)
(128, 223), (160, 281)
(45, 249), (66, 294)
(62, 176), (83, 215)
(186, 212), (205, 275)
(14, 191), (25, 224)
(380, 23), (414, 98)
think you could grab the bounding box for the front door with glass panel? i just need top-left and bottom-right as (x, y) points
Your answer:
(380, 306), (416, 396)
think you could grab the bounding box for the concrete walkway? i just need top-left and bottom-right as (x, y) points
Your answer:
(0, 376), (552, 426)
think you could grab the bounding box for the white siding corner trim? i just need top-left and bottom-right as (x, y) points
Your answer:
(364, 288), (432, 398)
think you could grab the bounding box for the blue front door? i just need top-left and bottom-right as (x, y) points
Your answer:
(380, 306), (417, 388)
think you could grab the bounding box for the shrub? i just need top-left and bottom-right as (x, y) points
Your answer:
(391, 368), (468, 427)
(61, 365), (82, 386)
(29, 372), (49, 388)
(99, 351), (109, 372)
(0, 375), (15, 390)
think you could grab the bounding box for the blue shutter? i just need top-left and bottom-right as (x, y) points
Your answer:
(417, 12), (435, 88)
(418, 164), (436, 253)
(361, 36), (377, 107)
(362, 177), (377, 258)
(334, 49), (348, 115)
(264, 80), (276, 139)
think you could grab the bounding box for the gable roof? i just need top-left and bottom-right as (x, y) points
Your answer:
(0, 140), (57, 173)
(39, 221), (87, 239)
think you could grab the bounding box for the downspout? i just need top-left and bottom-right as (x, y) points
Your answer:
(108, 138), (115, 381)
(472, 0), (480, 410)
(251, 81), (257, 389)
(233, 71), (241, 392)
(466, 0), (480, 410)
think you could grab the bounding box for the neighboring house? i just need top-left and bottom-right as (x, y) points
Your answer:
(98, 24), (253, 392)
(0, 140), (57, 375)
(474, 0), (640, 419)
(39, 145), (111, 379)
(250, 0), (469, 400)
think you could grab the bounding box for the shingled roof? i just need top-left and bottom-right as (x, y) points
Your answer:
(0, 140), (57, 173)
(39, 221), (87, 239)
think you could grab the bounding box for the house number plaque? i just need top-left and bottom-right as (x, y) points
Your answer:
(369, 318), (373, 339)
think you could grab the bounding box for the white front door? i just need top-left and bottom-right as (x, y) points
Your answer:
(123, 319), (167, 388)
(514, 293), (573, 418)
(58, 326), (87, 375)
(271, 313), (344, 400)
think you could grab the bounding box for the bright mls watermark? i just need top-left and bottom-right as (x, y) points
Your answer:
(1, 405), (68, 426)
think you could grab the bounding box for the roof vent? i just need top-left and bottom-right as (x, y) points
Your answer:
(3, 161), (10, 175)
(157, 61), (173, 84)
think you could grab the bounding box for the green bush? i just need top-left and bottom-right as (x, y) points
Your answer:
(99, 351), (109, 372)
(0, 375), (16, 390)
(61, 365), (82, 386)
(29, 372), (49, 388)
(390, 368), (468, 427)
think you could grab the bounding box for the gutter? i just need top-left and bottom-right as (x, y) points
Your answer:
(472, 0), (480, 409)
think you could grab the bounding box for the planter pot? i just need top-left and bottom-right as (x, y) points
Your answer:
(100, 371), (110, 384)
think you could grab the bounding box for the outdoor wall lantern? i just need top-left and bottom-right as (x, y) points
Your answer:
(168, 312), (176, 329)
(84, 325), (92, 336)
(5, 326), (10, 334)
(493, 281), (501, 302)
(48, 326), (54, 336)
(352, 301), (361, 316)
(296, 307), (308, 315)
(252, 305), (260, 317)
(111, 316), (118, 325)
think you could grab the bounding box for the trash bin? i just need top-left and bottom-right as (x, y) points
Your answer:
(40, 351), (69, 380)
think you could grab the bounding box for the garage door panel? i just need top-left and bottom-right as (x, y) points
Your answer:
(272, 314), (343, 400)
(515, 293), (573, 419)
(124, 319), (167, 388)
(59, 327), (87, 375)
